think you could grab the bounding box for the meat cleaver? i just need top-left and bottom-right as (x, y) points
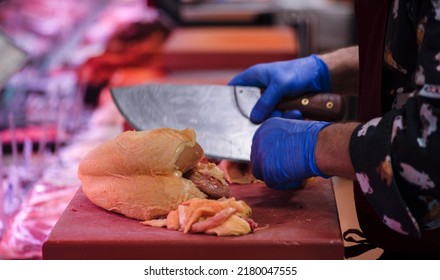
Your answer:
(111, 84), (344, 162)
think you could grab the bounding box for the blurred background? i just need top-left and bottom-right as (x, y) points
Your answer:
(0, 0), (356, 259)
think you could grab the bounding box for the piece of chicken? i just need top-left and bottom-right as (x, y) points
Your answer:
(142, 197), (257, 236)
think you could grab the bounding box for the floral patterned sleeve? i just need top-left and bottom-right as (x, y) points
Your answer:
(349, 0), (440, 238)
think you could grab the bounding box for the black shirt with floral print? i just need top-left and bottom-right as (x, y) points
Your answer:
(350, 0), (440, 238)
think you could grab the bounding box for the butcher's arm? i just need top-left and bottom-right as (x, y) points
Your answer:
(313, 46), (361, 178)
(318, 46), (359, 95)
(315, 122), (358, 181)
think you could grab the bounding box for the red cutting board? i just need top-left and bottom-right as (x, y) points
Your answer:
(42, 178), (343, 260)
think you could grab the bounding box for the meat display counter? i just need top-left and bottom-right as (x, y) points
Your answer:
(0, 0), (158, 259)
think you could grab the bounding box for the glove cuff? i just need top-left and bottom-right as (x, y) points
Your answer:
(311, 54), (332, 92)
(307, 121), (332, 178)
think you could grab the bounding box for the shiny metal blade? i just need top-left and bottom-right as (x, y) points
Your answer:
(111, 84), (261, 162)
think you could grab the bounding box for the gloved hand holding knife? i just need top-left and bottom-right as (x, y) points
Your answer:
(228, 54), (340, 190)
(228, 54), (333, 123)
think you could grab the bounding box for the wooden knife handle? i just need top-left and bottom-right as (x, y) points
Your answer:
(276, 93), (345, 121)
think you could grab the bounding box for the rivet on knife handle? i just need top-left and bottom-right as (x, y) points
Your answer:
(277, 93), (345, 121)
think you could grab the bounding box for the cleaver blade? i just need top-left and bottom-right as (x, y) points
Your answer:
(111, 84), (344, 162)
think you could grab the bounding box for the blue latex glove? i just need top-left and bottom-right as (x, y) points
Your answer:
(228, 54), (332, 123)
(251, 117), (330, 190)
(269, 109), (304, 120)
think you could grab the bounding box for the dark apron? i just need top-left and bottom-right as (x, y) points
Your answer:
(353, 0), (440, 259)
